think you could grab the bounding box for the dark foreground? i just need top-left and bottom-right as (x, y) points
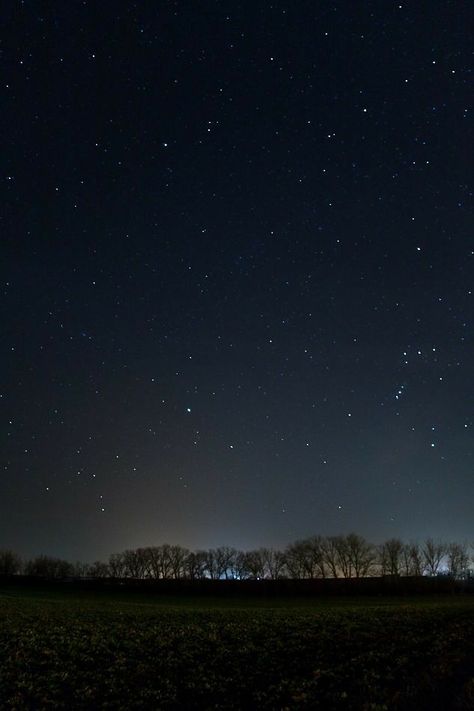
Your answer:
(0, 587), (473, 710)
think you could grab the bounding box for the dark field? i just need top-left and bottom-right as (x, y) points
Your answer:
(0, 587), (473, 710)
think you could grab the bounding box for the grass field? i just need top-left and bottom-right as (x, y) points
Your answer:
(0, 586), (473, 709)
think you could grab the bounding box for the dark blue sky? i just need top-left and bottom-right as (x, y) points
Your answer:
(1, 1), (472, 561)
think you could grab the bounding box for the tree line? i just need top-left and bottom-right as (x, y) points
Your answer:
(0, 534), (472, 581)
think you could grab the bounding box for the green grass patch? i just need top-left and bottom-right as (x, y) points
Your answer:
(0, 589), (473, 709)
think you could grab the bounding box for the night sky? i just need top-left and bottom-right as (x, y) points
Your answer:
(1, 2), (472, 562)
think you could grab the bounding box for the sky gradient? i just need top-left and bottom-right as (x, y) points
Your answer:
(1, 1), (472, 562)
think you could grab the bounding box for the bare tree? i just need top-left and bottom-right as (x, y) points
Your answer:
(71, 561), (90, 578)
(259, 547), (287, 579)
(10, 533), (471, 584)
(144, 546), (164, 579)
(203, 549), (220, 579)
(184, 550), (207, 579)
(445, 542), (470, 578)
(89, 560), (110, 578)
(422, 538), (446, 576)
(285, 540), (310, 578)
(324, 535), (353, 578)
(307, 536), (329, 578)
(158, 544), (175, 579)
(400, 542), (423, 576)
(213, 547), (238, 579)
(0, 549), (22, 576)
(345, 533), (376, 578)
(168, 545), (190, 579)
(285, 537), (327, 579)
(108, 552), (126, 578)
(234, 550), (250, 579)
(24, 555), (74, 578)
(240, 550), (266, 579)
(379, 538), (404, 576)
(144, 545), (175, 579)
(122, 549), (145, 578)
(321, 536), (341, 578)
